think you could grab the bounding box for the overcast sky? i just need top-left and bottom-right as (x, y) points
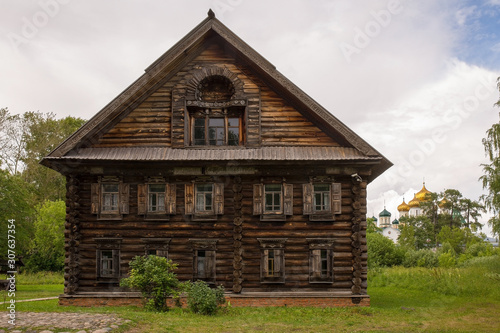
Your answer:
(1, 0), (500, 235)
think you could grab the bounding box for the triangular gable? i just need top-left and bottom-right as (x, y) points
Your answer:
(44, 10), (391, 179)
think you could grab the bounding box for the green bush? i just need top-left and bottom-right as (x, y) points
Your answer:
(403, 249), (438, 268)
(367, 232), (404, 268)
(185, 280), (225, 315)
(438, 252), (456, 268)
(120, 255), (180, 312)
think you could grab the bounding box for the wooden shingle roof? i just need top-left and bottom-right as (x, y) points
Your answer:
(42, 10), (391, 182)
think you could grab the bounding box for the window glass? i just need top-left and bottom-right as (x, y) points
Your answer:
(190, 111), (241, 146)
(313, 184), (330, 212)
(101, 250), (114, 276)
(227, 117), (239, 146)
(148, 184), (166, 212)
(321, 249), (328, 277)
(102, 184), (119, 212)
(196, 184), (213, 212)
(197, 250), (206, 277)
(194, 118), (206, 145)
(264, 184), (282, 212)
(267, 250), (275, 277)
(208, 118), (224, 146)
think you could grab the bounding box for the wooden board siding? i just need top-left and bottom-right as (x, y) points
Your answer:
(92, 41), (340, 149)
(67, 171), (367, 295)
(259, 86), (340, 146)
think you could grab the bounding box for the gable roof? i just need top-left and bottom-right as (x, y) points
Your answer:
(42, 10), (391, 181)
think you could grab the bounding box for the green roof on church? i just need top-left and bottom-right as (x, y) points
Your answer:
(379, 208), (391, 217)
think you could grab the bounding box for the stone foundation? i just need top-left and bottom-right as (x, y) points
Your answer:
(59, 292), (370, 307)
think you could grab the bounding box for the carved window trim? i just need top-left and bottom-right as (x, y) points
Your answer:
(258, 238), (287, 283)
(189, 239), (217, 284)
(138, 179), (176, 220)
(91, 177), (129, 220)
(253, 183), (293, 221)
(303, 182), (342, 221)
(95, 238), (122, 281)
(141, 238), (171, 258)
(307, 238), (334, 283)
(185, 182), (224, 221)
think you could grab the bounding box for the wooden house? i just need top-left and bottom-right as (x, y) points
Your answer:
(42, 10), (391, 307)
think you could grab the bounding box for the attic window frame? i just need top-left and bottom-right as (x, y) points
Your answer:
(188, 107), (244, 147)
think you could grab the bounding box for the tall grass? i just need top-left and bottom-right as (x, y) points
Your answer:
(15, 271), (64, 285)
(369, 255), (500, 298)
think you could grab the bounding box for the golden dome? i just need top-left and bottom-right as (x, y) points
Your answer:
(408, 194), (420, 208)
(397, 199), (410, 212)
(415, 182), (431, 201)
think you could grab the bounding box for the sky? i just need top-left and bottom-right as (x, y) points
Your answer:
(1, 0), (500, 235)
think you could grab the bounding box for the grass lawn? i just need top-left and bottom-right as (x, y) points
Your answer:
(1, 257), (499, 332)
(1, 285), (498, 332)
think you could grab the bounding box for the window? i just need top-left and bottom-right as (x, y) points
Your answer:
(102, 184), (119, 212)
(264, 184), (282, 212)
(100, 250), (115, 276)
(303, 182), (342, 221)
(313, 184), (330, 212)
(185, 183), (224, 220)
(148, 184), (166, 212)
(258, 238), (287, 283)
(189, 239), (217, 283)
(196, 184), (213, 212)
(91, 178), (129, 220)
(253, 183), (293, 221)
(137, 182), (176, 219)
(187, 75), (244, 147)
(190, 110), (243, 146)
(307, 238), (334, 283)
(141, 238), (171, 258)
(95, 238), (121, 281)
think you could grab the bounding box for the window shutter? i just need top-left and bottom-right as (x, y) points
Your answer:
(214, 183), (224, 215)
(327, 250), (333, 279)
(137, 184), (147, 215)
(302, 183), (313, 215)
(262, 249), (269, 277)
(311, 249), (321, 279)
(112, 249), (120, 278)
(284, 184), (293, 216)
(185, 183), (195, 215)
(274, 249), (283, 276)
(119, 183), (129, 214)
(253, 184), (263, 215)
(206, 250), (216, 279)
(91, 183), (100, 214)
(166, 184), (176, 215)
(332, 183), (342, 214)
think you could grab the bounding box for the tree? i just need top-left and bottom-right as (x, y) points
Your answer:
(481, 78), (500, 237)
(120, 255), (180, 312)
(26, 200), (66, 272)
(399, 215), (436, 249)
(460, 198), (485, 232)
(21, 112), (86, 202)
(0, 108), (30, 174)
(366, 217), (381, 233)
(0, 169), (35, 257)
(367, 232), (404, 267)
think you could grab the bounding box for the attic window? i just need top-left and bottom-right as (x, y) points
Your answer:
(197, 75), (235, 102)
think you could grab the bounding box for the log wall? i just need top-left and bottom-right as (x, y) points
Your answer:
(65, 166), (368, 296)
